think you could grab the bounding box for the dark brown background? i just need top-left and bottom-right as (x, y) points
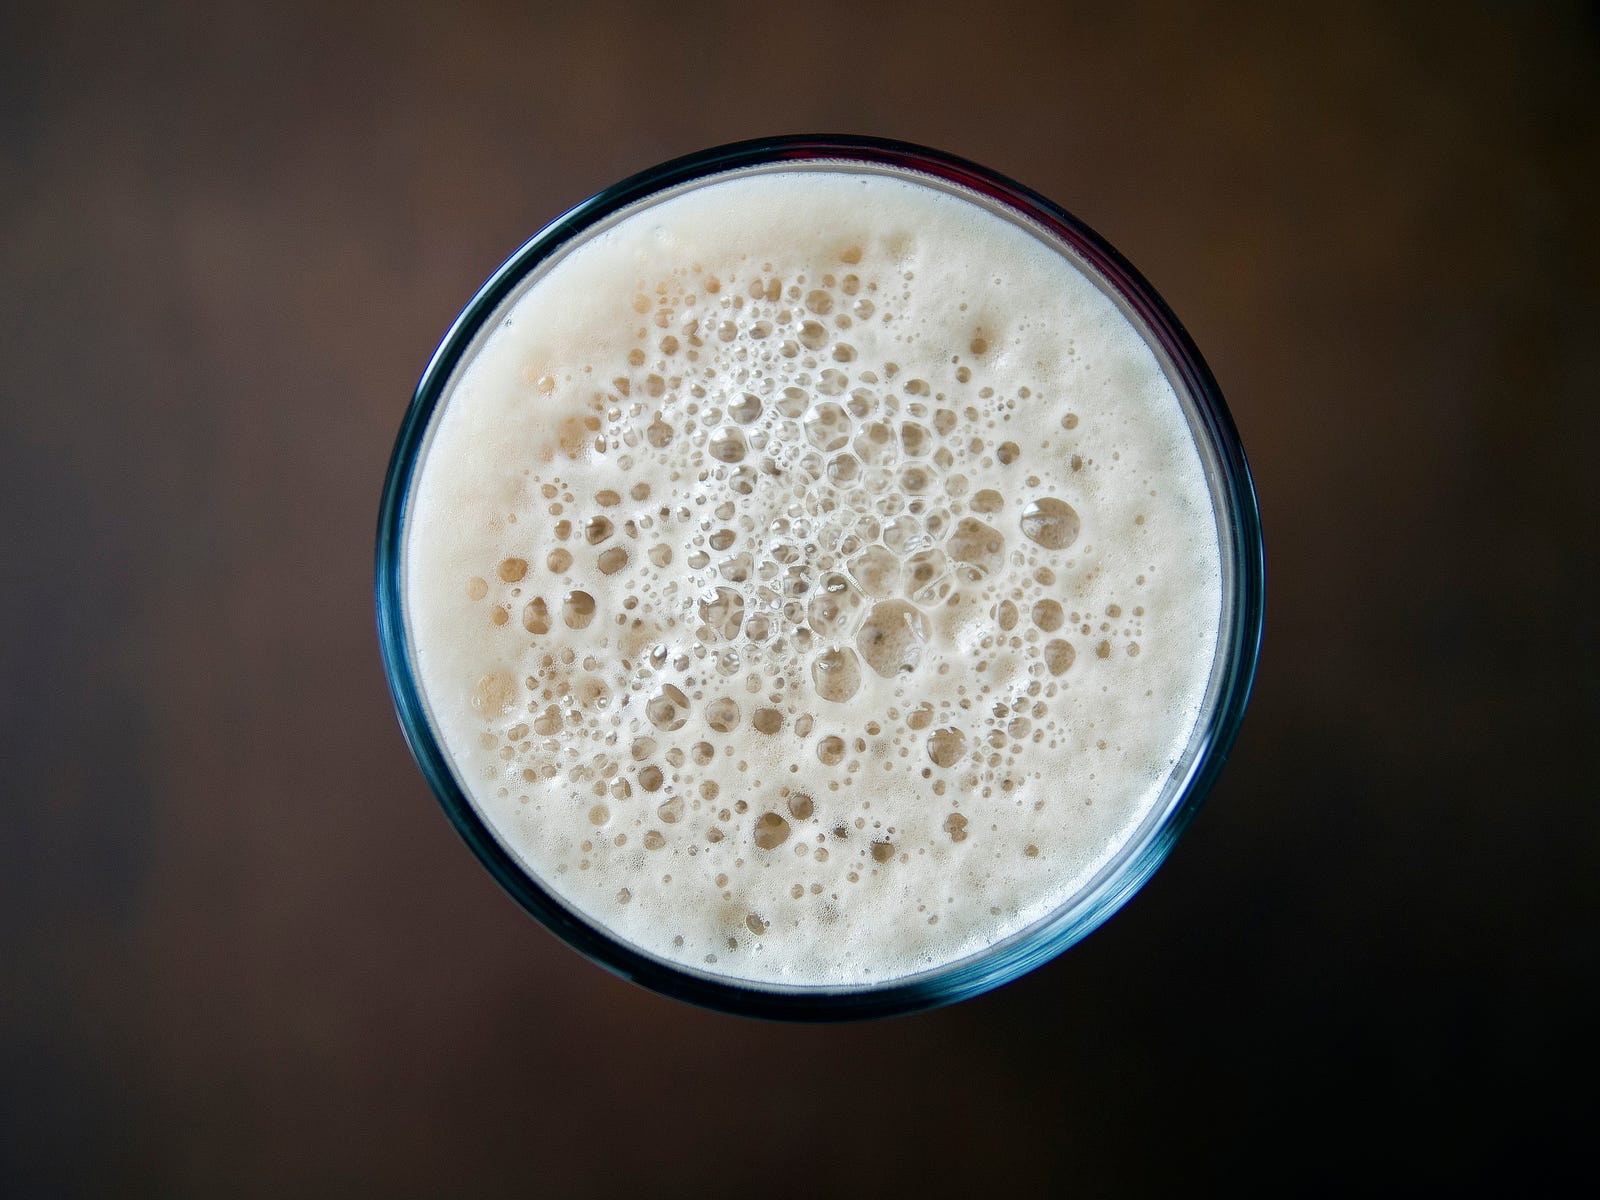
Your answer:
(4, 1), (1595, 1194)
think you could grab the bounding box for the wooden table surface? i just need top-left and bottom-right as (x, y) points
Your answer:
(3, 2), (1594, 1193)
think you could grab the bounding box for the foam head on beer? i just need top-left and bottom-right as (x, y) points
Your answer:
(401, 163), (1224, 988)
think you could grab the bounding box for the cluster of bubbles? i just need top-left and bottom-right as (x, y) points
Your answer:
(459, 246), (1151, 961)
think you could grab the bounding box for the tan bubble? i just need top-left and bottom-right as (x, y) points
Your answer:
(848, 544), (900, 597)
(648, 543), (671, 567)
(490, 605), (509, 626)
(729, 392), (763, 424)
(657, 796), (685, 823)
(857, 601), (930, 677)
(787, 792), (815, 820)
(807, 573), (861, 637)
(1032, 599), (1064, 632)
(643, 830), (666, 851)
(1020, 498), (1080, 550)
(903, 549), (950, 604)
(471, 671), (518, 717)
(647, 684), (690, 731)
(970, 489), (1003, 514)
(546, 548), (573, 573)
(588, 804), (611, 826)
(753, 812), (791, 850)
(996, 442), (1019, 465)
(595, 489), (621, 507)
(899, 421), (931, 457)
(466, 576), (488, 601)
(521, 596), (551, 634)
(1043, 639), (1076, 675)
(752, 707), (783, 734)
(997, 599), (1018, 631)
(811, 646), (863, 703)
(817, 735), (846, 766)
(698, 586), (745, 640)
(709, 427), (747, 463)
(947, 517), (1006, 576)
(803, 401), (851, 452)
(927, 726), (966, 768)
(585, 515), (613, 544)
(638, 765), (664, 792)
(1095, 639), (1112, 659)
(870, 841), (896, 864)
(706, 696), (741, 733)
(561, 590), (596, 629)
(943, 812), (969, 841)
(906, 702), (934, 731)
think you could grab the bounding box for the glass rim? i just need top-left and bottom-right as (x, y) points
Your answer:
(376, 134), (1265, 1021)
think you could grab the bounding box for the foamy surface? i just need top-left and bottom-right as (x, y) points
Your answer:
(404, 166), (1222, 987)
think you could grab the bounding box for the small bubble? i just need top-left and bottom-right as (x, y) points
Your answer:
(927, 727), (966, 768)
(1020, 498), (1080, 550)
(753, 812), (791, 850)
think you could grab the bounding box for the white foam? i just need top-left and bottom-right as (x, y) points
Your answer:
(404, 166), (1223, 986)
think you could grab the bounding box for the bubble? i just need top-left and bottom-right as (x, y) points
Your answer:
(648, 543), (672, 567)
(1043, 640), (1076, 675)
(852, 421), (894, 465)
(746, 913), (768, 935)
(996, 599), (1018, 632)
(1020, 498), (1080, 550)
(943, 812), (969, 841)
(1032, 599), (1064, 631)
(546, 548), (573, 573)
(496, 558), (527, 583)
(698, 586), (745, 640)
(857, 601), (931, 677)
(471, 671), (518, 717)
(900, 421), (931, 457)
(787, 792), (815, 820)
(588, 804), (610, 826)
(826, 453), (861, 486)
(466, 576), (488, 601)
(803, 401), (851, 453)
(811, 646), (863, 703)
(817, 735), (846, 766)
(657, 796), (685, 823)
(870, 841), (896, 864)
(903, 549), (950, 604)
(997, 442), (1020, 465)
(521, 597), (551, 634)
(561, 591), (596, 629)
(947, 517), (1006, 576)
(729, 392), (763, 424)
(906, 702), (934, 731)
(970, 489), (1003, 514)
(709, 427), (747, 463)
(639, 765), (664, 792)
(647, 684), (690, 731)
(585, 515), (614, 544)
(848, 545), (900, 597)
(807, 573), (861, 637)
(597, 546), (629, 575)
(1095, 639), (1111, 659)
(706, 696), (741, 732)
(752, 707), (784, 734)
(643, 830), (666, 850)
(927, 727), (968, 768)
(753, 812), (791, 850)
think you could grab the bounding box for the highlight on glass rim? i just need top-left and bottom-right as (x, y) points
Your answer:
(376, 135), (1264, 1020)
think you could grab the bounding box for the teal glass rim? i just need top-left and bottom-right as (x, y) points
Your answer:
(376, 134), (1264, 1021)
